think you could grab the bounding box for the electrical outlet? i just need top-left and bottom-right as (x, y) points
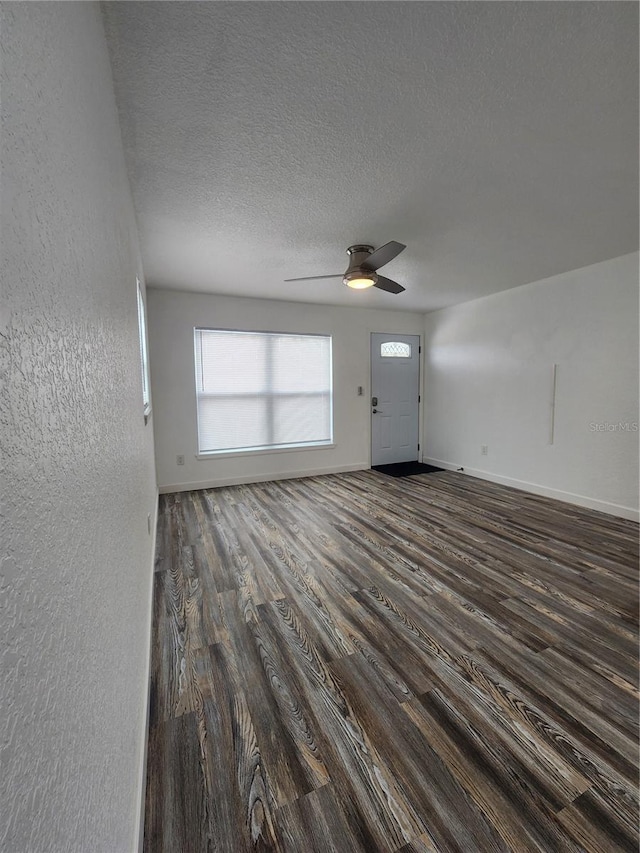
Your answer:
(176, 454), (185, 466)
(147, 513), (152, 535)
(357, 386), (363, 396)
(481, 445), (488, 456)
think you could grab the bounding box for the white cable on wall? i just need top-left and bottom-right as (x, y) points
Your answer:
(549, 363), (557, 445)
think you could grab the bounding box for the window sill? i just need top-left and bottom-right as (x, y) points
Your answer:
(197, 443), (336, 461)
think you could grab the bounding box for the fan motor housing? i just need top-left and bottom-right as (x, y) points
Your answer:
(345, 245), (375, 273)
(343, 245), (379, 288)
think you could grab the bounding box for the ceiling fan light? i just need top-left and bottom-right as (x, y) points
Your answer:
(344, 271), (377, 289)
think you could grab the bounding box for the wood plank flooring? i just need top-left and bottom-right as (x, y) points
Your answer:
(145, 471), (639, 852)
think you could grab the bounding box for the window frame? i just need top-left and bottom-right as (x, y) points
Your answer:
(136, 278), (152, 424)
(380, 341), (412, 358)
(193, 327), (334, 457)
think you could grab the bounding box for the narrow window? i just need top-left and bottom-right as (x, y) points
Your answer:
(136, 279), (151, 422)
(380, 341), (411, 358)
(194, 329), (333, 454)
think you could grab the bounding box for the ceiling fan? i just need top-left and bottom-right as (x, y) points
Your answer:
(285, 241), (406, 294)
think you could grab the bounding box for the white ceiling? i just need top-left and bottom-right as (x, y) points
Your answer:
(103, 2), (638, 313)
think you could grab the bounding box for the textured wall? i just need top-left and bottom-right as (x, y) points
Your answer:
(147, 289), (424, 491)
(423, 253), (639, 519)
(1, 4), (157, 852)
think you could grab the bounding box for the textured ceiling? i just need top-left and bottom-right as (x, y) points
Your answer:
(103, 1), (638, 312)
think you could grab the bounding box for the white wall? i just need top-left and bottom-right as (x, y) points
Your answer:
(423, 253), (639, 520)
(1, 5), (157, 852)
(147, 289), (424, 491)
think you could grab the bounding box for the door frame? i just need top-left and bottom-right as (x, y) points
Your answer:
(368, 330), (424, 468)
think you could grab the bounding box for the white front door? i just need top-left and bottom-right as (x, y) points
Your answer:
(370, 333), (420, 466)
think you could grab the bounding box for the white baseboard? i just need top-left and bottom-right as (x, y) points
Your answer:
(158, 463), (369, 494)
(135, 488), (159, 852)
(424, 457), (639, 522)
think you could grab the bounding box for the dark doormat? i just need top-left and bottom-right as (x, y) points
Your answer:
(372, 461), (445, 477)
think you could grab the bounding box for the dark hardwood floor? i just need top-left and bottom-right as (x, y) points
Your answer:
(145, 470), (639, 852)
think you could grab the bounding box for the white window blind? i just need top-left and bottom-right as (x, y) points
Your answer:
(194, 329), (333, 454)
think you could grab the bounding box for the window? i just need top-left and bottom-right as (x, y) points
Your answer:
(194, 329), (333, 454)
(380, 341), (411, 358)
(136, 279), (151, 421)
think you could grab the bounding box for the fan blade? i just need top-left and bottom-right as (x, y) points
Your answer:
(284, 273), (342, 282)
(361, 241), (406, 271)
(374, 275), (405, 294)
